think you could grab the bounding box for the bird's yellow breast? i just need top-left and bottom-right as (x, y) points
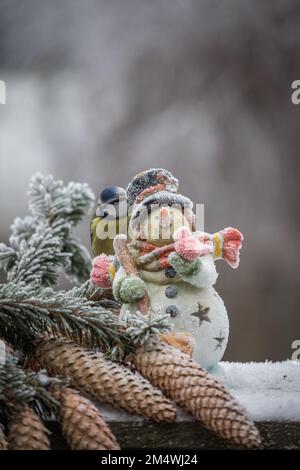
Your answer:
(91, 216), (128, 256)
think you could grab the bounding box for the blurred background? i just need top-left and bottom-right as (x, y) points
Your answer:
(0, 0), (299, 362)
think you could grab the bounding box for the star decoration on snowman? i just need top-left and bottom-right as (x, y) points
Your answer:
(91, 168), (244, 371)
(190, 303), (211, 327)
(214, 330), (226, 350)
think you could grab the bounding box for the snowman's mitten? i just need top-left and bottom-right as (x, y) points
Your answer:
(90, 254), (114, 288)
(169, 252), (218, 288)
(169, 252), (202, 276)
(173, 226), (211, 261)
(115, 276), (146, 303)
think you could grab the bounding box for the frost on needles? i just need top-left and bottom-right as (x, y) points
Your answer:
(0, 174), (169, 396)
(0, 173), (95, 286)
(0, 174), (168, 434)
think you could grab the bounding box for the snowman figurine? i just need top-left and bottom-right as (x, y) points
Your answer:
(91, 169), (243, 371)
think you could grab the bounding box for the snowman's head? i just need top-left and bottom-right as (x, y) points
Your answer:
(132, 205), (193, 246)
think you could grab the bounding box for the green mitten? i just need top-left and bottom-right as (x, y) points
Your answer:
(169, 252), (202, 276)
(118, 276), (146, 303)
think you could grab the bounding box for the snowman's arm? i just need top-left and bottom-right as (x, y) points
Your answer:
(194, 227), (243, 269)
(169, 252), (218, 288)
(112, 267), (147, 303)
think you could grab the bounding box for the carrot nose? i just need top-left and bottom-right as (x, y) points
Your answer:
(160, 207), (171, 228)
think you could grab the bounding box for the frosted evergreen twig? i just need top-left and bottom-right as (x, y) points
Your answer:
(0, 283), (126, 355)
(0, 355), (61, 418)
(0, 283), (168, 360)
(0, 173), (95, 286)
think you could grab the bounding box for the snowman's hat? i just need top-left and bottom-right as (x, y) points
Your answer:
(126, 168), (193, 227)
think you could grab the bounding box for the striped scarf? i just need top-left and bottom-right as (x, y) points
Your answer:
(128, 227), (243, 271)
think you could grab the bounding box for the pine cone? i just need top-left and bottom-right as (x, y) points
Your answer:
(52, 387), (120, 450)
(35, 339), (176, 423)
(0, 425), (8, 450)
(133, 340), (261, 449)
(8, 405), (50, 450)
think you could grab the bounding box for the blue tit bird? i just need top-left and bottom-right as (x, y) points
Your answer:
(90, 186), (128, 256)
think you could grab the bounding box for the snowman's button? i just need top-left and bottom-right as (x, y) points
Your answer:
(166, 305), (178, 317)
(165, 267), (176, 278)
(165, 286), (177, 298)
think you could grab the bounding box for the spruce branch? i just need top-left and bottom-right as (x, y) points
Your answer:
(7, 226), (70, 286)
(0, 244), (16, 271)
(28, 174), (94, 225)
(122, 311), (170, 347)
(107, 312), (171, 361)
(63, 237), (92, 282)
(10, 216), (36, 244)
(0, 356), (60, 418)
(70, 280), (119, 307)
(0, 173), (95, 286)
(0, 282), (170, 359)
(0, 283), (126, 355)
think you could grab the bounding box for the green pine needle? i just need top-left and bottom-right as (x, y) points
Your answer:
(0, 354), (61, 419)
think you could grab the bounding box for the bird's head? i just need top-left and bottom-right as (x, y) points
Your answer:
(96, 186), (127, 220)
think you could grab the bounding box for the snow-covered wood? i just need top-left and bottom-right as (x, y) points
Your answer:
(48, 361), (300, 449)
(214, 361), (300, 422)
(99, 361), (300, 423)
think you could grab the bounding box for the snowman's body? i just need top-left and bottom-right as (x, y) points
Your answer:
(92, 170), (242, 371)
(117, 254), (229, 371)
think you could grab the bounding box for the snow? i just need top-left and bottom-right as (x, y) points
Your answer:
(213, 360), (300, 422)
(97, 361), (300, 423)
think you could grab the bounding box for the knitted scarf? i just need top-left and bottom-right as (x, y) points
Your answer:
(129, 227), (243, 271)
(129, 240), (175, 271)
